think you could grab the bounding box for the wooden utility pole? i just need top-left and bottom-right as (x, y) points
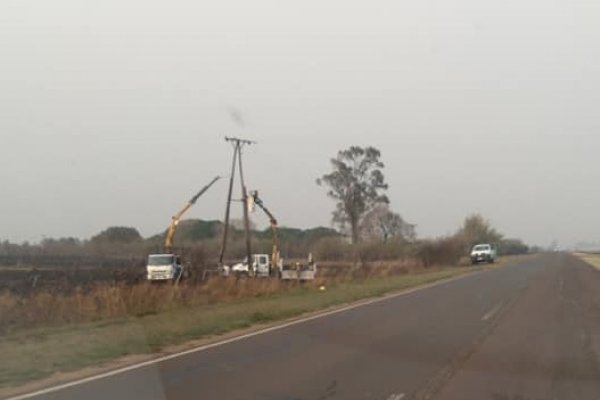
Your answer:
(219, 137), (255, 268)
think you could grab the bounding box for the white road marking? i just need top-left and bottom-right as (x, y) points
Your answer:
(481, 303), (503, 321)
(7, 272), (478, 400)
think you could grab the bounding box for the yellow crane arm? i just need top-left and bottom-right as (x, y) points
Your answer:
(164, 176), (221, 251)
(250, 191), (280, 268)
(269, 220), (280, 268)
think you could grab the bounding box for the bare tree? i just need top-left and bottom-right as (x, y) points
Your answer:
(317, 146), (388, 244)
(361, 203), (416, 243)
(457, 214), (502, 247)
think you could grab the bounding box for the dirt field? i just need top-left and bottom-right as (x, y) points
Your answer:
(0, 254), (421, 295)
(0, 264), (145, 294)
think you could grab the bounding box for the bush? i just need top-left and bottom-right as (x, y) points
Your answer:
(356, 240), (409, 262)
(416, 236), (465, 267)
(312, 237), (349, 261)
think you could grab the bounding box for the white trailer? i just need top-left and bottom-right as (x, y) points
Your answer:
(280, 260), (317, 281)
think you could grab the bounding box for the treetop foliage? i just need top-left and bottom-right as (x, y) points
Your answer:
(91, 227), (142, 244)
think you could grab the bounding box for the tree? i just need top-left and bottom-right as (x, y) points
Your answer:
(174, 219), (224, 242)
(457, 214), (502, 248)
(317, 146), (389, 244)
(360, 204), (416, 243)
(91, 227), (142, 243)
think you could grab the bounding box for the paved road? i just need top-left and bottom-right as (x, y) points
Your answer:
(15, 254), (600, 400)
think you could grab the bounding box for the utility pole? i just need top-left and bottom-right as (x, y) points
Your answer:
(219, 137), (255, 268)
(218, 145), (238, 265)
(237, 146), (253, 270)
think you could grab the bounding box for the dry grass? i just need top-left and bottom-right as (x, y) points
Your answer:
(0, 259), (424, 335)
(0, 256), (529, 336)
(574, 252), (600, 271)
(0, 278), (300, 335)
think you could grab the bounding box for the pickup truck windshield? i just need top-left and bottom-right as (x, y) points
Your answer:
(473, 245), (490, 251)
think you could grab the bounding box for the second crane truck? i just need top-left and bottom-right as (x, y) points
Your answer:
(230, 190), (282, 277)
(229, 190), (316, 280)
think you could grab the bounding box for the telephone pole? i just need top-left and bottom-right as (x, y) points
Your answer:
(219, 137), (256, 267)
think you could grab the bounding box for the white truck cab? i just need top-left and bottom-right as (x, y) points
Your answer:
(146, 253), (184, 282)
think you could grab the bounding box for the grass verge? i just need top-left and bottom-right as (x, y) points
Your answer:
(574, 252), (600, 270)
(1, 265), (488, 393)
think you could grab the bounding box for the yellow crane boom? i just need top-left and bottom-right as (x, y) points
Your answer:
(250, 191), (280, 270)
(164, 176), (221, 251)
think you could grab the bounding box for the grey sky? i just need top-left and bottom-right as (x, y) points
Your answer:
(1, 0), (600, 247)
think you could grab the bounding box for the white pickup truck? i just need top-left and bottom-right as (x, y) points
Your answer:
(470, 244), (497, 265)
(230, 254), (274, 277)
(228, 253), (317, 280)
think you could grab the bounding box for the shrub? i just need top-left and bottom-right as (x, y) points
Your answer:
(356, 240), (409, 262)
(416, 236), (465, 267)
(312, 237), (349, 261)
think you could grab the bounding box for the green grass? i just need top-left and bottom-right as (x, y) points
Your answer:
(1, 267), (475, 391)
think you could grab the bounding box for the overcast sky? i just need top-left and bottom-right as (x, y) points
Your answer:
(2, 0), (600, 247)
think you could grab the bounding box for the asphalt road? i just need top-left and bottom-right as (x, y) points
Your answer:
(14, 254), (600, 400)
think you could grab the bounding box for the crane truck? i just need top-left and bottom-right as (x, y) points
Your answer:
(146, 176), (220, 282)
(230, 190), (282, 277)
(229, 190), (316, 280)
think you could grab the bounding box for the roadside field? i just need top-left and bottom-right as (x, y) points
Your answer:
(0, 265), (145, 294)
(573, 252), (600, 271)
